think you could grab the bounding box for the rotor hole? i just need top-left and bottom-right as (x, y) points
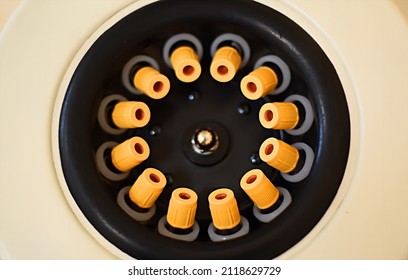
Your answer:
(215, 193), (227, 200)
(179, 193), (191, 200)
(183, 65), (195, 76)
(247, 82), (257, 93)
(265, 144), (274, 155)
(153, 81), (164, 93)
(149, 173), (160, 183)
(264, 110), (273, 122)
(135, 109), (144, 121)
(217, 65), (228, 76)
(246, 175), (257, 184)
(134, 143), (144, 154)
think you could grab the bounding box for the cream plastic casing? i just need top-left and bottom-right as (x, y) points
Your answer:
(0, 0), (407, 259)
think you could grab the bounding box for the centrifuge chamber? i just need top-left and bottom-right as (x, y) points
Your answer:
(0, 0), (408, 259)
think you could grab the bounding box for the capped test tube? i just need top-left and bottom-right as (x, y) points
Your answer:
(111, 136), (150, 172)
(170, 46), (202, 83)
(240, 169), (280, 210)
(259, 137), (299, 173)
(210, 46), (242, 83)
(111, 101), (151, 129)
(133, 66), (170, 99)
(259, 102), (299, 130)
(240, 66), (278, 100)
(129, 168), (167, 209)
(208, 188), (241, 230)
(166, 188), (198, 230)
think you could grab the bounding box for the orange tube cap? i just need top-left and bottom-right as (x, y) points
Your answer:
(259, 137), (299, 173)
(166, 188), (198, 229)
(240, 169), (279, 210)
(111, 136), (150, 172)
(240, 66), (278, 100)
(129, 168), (166, 209)
(210, 46), (241, 83)
(259, 102), (299, 130)
(208, 188), (241, 230)
(133, 66), (170, 99)
(111, 101), (151, 129)
(170, 46), (201, 83)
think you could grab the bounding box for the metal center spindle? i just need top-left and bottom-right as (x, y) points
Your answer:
(192, 128), (219, 155)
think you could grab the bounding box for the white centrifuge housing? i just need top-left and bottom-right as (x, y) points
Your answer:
(0, 0), (408, 259)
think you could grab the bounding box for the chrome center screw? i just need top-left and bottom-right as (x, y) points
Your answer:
(192, 128), (219, 155)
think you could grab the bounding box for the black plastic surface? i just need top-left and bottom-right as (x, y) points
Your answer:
(58, 0), (350, 259)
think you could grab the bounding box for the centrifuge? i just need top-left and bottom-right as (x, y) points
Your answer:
(1, 0), (408, 259)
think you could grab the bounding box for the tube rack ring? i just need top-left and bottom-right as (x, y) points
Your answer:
(162, 33), (204, 68)
(210, 33), (251, 69)
(254, 55), (291, 95)
(284, 94), (314, 136)
(121, 55), (161, 94)
(95, 141), (130, 181)
(117, 186), (156, 222)
(97, 94), (127, 135)
(208, 216), (250, 242)
(158, 216), (200, 242)
(253, 187), (292, 223)
(281, 142), (315, 183)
